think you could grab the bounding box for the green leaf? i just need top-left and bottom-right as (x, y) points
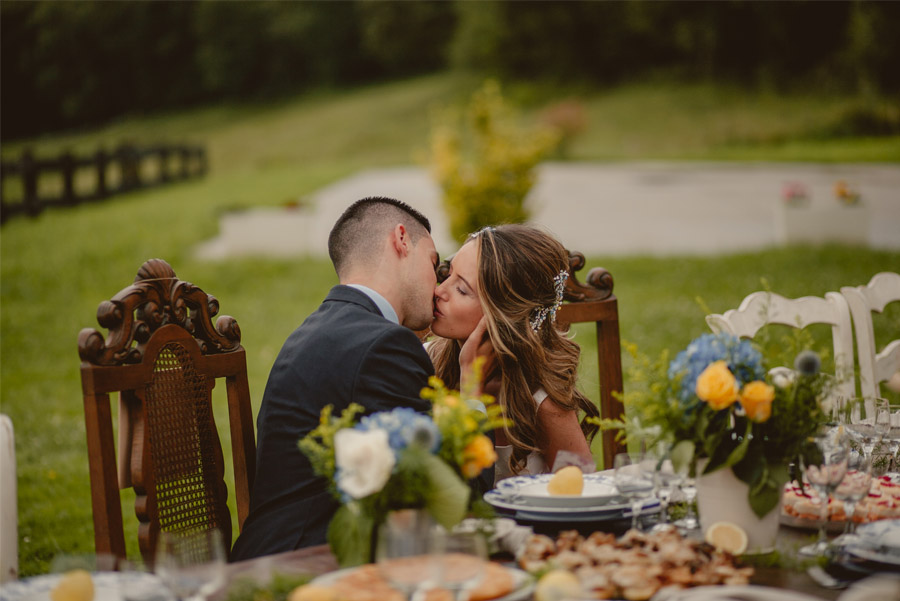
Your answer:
(670, 440), (694, 474)
(422, 453), (470, 529)
(722, 422), (752, 468)
(327, 503), (374, 568)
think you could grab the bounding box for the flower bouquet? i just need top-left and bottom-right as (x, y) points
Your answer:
(298, 376), (505, 567)
(608, 332), (835, 520)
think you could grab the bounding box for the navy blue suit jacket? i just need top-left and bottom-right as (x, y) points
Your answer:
(230, 285), (433, 560)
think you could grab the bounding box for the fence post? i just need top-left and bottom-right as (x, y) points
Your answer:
(158, 147), (170, 184)
(21, 149), (40, 217)
(95, 149), (108, 199)
(118, 144), (140, 191)
(61, 151), (76, 206)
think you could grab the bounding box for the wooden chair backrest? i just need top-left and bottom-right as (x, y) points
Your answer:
(78, 259), (255, 563)
(841, 272), (900, 398)
(555, 252), (625, 469)
(705, 289), (855, 399)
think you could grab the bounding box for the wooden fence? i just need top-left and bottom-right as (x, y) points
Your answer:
(0, 144), (207, 224)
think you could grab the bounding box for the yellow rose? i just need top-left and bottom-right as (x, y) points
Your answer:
(740, 380), (775, 423)
(696, 360), (739, 410)
(462, 434), (497, 478)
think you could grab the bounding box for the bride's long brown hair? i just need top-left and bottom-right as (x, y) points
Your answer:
(429, 224), (600, 475)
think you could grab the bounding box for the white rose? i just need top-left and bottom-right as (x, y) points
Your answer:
(768, 366), (796, 389)
(334, 429), (395, 499)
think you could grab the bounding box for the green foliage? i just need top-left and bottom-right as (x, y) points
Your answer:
(296, 403), (364, 496)
(226, 573), (311, 601)
(428, 80), (560, 242)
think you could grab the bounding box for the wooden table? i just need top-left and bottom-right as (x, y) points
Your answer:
(225, 531), (851, 601)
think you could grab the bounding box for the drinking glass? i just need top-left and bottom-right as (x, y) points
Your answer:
(614, 452), (655, 531)
(154, 529), (226, 601)
(647, 453), (678, 533)
(671, 461), (699, 532)
(832, 451), (873, 548)
(375, 510), (439, 600)
(798, 434), (849, 557)
(840, 397), (888, 458)
(876, 400), (900, 469)
(431, 529), (488, 601)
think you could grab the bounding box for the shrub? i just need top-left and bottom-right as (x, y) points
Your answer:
(428, 80), (559, 243)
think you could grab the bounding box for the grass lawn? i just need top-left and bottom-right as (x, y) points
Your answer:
(2, 73), (899, 576)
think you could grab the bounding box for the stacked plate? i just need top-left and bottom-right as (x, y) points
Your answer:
(483, 472), (659, 523)
(844, 519), (900, 567)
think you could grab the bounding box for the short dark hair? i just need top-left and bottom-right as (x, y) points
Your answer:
(328, 196), (432, 276)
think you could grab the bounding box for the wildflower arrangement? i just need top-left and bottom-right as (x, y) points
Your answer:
(298, 376), (505, 566)
(608, 332), (834, 518)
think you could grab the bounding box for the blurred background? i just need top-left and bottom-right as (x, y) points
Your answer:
(2, 0), (899, 577)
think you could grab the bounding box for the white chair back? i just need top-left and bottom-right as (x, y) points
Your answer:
(705, 290), (855, 399)
(841, 272), (900, 398)
(0, 414), (17, 582)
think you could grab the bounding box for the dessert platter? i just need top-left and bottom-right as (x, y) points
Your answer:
(780, 473), (900, 531)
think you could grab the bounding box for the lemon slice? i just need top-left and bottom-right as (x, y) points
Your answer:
(534, 569), (582, 601)
(50, 570), (94, 601)
(546, 466), (584, 496)
(704, 521), (749, 555)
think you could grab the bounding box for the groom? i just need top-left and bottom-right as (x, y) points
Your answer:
(230, 196), (441, 560)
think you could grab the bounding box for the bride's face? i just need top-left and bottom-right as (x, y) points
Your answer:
(431, 240), (484, 340)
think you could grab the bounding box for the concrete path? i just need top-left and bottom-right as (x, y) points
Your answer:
(195, 162), (900, 259)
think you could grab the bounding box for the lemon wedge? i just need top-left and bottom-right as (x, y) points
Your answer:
(50, 570), (94, 601)
(704, 521), (749, 555)
(535, 569), (582, 601)
(547, 466), (584, 496)
(288, 584), (339, 601)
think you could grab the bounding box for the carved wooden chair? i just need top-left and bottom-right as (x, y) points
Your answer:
(705, 289), (856, 399)
(841, 272), (900, 398)
(78, 259), (255, 563)
(555, 252), (626, 469)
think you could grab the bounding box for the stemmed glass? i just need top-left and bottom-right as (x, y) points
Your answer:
(876, 399), (900, 469)
(832, 451), (873, 549)
(614, 452), (655, 532)
(647, 451), (679, 533)
(375, 510), (439, 601)
(431, 529), (488, 601)
(798, 432), (849, 557)
(672, 463), (699, 532)
(154, 529), (227, 601)
(840, 396), (888, 458)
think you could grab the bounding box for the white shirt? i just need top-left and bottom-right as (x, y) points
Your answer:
(347, 284), (398, 324)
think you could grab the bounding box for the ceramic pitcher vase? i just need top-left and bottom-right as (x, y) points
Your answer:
(696, 463), (782, 553)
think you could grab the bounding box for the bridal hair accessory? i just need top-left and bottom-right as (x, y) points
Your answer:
(530, 270), (569, 332)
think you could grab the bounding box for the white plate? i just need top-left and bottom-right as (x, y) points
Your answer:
(855, 518), (900, 553)
(0, 572), (167, 601)
(652, 584), (830, 601)
(311, 564), (533, 601)
(845, 543), (900, 566)
(484, 489), (659, 518)
(498, 473), (622, 508)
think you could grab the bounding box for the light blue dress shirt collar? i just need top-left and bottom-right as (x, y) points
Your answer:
(347, 284), (399, 325)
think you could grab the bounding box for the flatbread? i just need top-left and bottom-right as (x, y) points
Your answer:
(327, 556), (514, 601)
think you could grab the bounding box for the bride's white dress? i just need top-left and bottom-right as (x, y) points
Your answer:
(493, 388), (548, 485)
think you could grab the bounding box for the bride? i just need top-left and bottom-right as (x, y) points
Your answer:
(428, 224), (599, 483)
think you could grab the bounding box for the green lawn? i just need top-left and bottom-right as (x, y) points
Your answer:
(2, 73), (899, 576)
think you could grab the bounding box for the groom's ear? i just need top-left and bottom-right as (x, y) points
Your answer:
(389, 224), (411, 257)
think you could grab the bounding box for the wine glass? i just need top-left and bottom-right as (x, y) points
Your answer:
(672, 461), (699, 532)
(875, 399), (900, 468)
(649, 455), (679, 533)
(614, 452), (655, 532)
(431, 529), (488, 601)
(840, 396), (887, 458)
(154, 529), (226, 601)
(375, 510), (439, 600)
(798, 433), (849, 557)
(832, 451), (873, 549)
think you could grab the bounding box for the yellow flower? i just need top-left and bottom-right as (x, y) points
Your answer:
(462, 434), (497, 478)
(696, 360), (739, 410)
(740, 380), (775, 423)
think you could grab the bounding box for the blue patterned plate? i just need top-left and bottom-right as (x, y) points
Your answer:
(855, 518), (900, 555)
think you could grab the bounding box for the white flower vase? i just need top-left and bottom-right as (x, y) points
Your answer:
(696, 465), (782, 554)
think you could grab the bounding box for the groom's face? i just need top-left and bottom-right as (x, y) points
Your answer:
(401, 233), (439, 331)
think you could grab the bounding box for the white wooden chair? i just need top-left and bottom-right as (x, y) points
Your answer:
(841, 272), (900, 398)
(0, 414), (17, 582)
(705, 290), (855, 399)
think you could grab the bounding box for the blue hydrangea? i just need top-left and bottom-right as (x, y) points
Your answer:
(668, 333), (766, 404)
(356, 407), (441, 454)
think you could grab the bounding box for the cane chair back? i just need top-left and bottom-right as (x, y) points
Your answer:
(841, 272), (900, 398)
(705, 289), (855, 399)
(78, 259), (255, 563)
(555, 252), (625, 469)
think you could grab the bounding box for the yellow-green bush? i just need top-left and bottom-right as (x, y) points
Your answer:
(428, 80), (559, 242)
